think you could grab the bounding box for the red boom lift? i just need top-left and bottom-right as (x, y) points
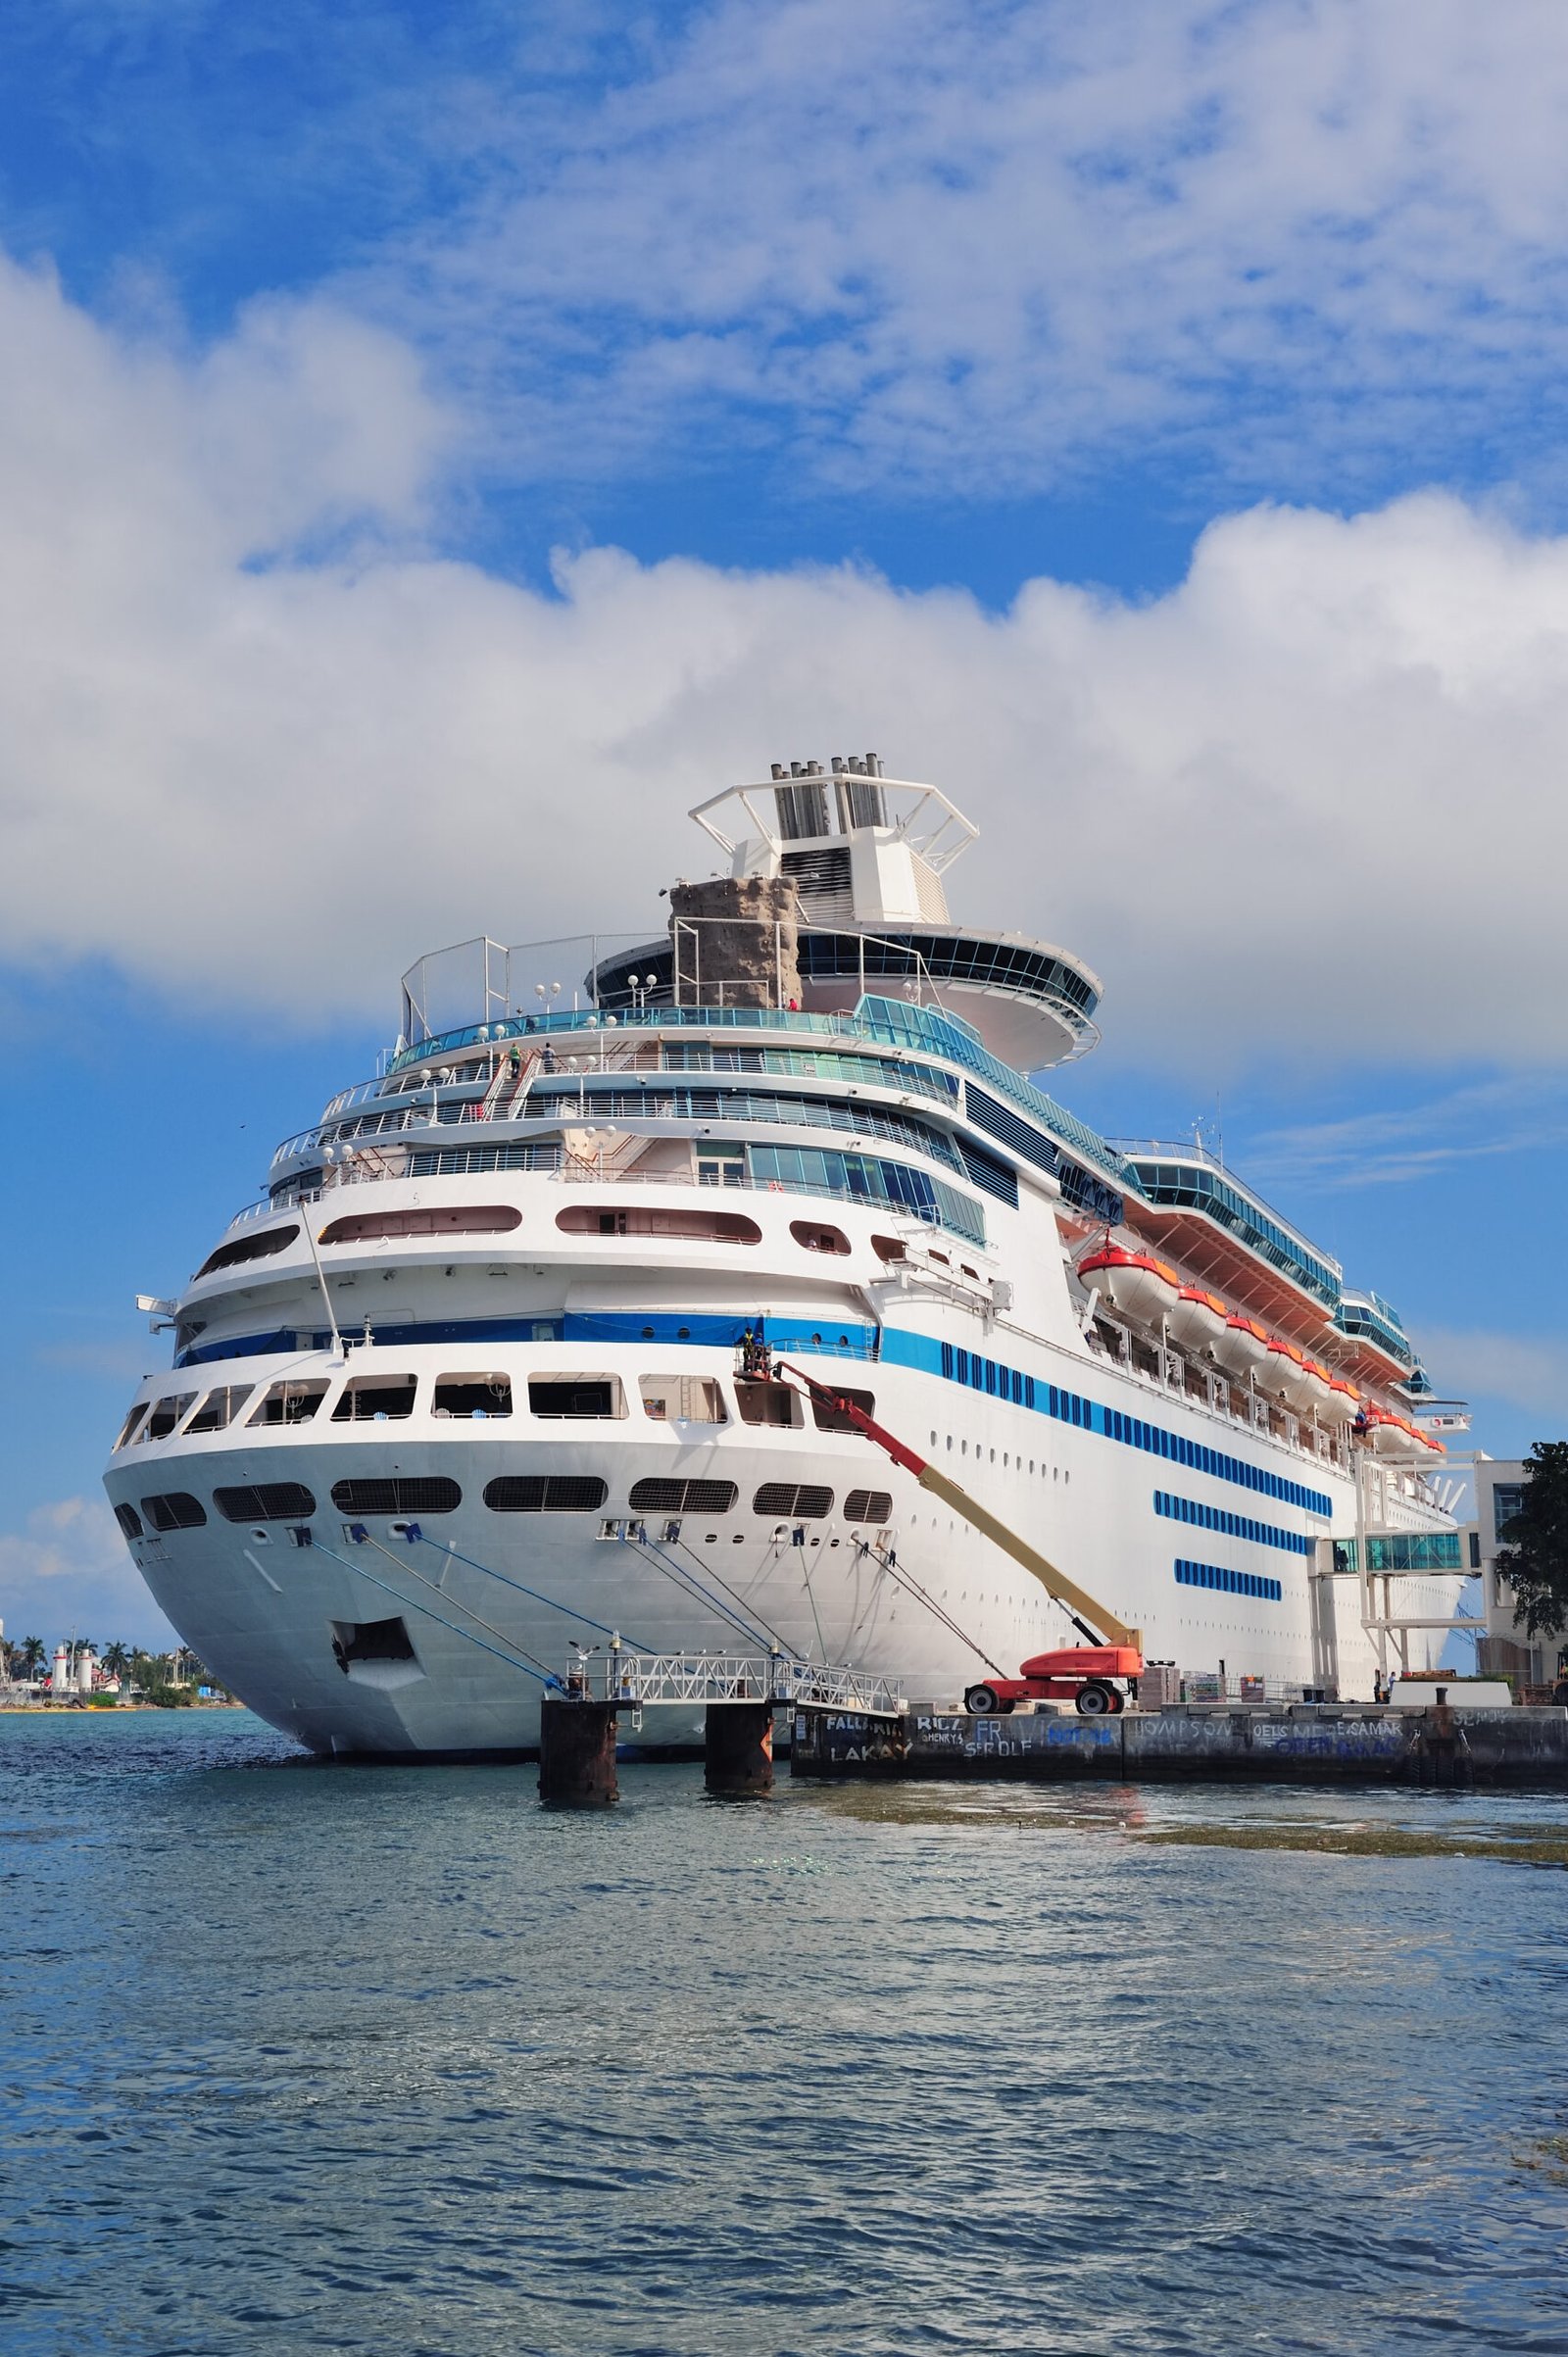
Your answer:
(767, 1358), (1144, 1717)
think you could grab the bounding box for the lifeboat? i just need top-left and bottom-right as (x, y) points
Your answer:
(1324, 1375), (1360, 1423)
(1307, 1366), (1353, 1424)
(1364, 1406), (1425, 1458)
(1078, 1247), (1181, 1329)
(1218, 1313), (1270, 1382)
(1165, 1285), (1229, 1358)
(1261, 1336), (1318, 1412)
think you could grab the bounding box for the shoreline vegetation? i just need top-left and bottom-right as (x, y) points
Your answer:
(0, 1639), (233, 1711)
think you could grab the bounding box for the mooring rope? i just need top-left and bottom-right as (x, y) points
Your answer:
(312, 1536), (564, 1688)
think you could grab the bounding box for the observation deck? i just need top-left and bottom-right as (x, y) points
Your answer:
(398, 761), (1102, 1074)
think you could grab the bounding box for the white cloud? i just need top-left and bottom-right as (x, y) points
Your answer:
(1419, 1329), (1568, 1428)
(0, 1494), (173, 1651)
(366, 0), (1568, 494)
(1245, 1077), (1568, 1192)
(6, 253), (1568, 1073)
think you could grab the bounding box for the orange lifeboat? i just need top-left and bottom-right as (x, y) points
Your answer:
(1262, 1336), (1318, 1411)
(1165, 1284), (1229, 1358)
(1078, 1246), (1181, 1329)
(1365, 1405), (1423, 1458)
(1219, 1313), (1270, 1381)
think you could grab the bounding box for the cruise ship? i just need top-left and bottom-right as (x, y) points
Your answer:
(103, 761), (1468, 1754)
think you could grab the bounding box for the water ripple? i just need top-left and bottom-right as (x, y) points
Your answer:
(2, 1712), (1567, 2355)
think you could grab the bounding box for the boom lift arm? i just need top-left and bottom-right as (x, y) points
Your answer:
(769, 1360), (1143, 1710)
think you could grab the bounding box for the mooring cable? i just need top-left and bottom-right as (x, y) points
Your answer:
(616, 1531), (776, 1650)
(311, 1537), (563, 1688)
(855, 1539), (1005, 1676)
(406, 1528), (656, 1652)
(668, 1534), (793, 1653)
(346, 1527), (565, 1681)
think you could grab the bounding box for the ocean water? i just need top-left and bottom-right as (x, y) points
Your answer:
(2, 1712), (1566, 2357)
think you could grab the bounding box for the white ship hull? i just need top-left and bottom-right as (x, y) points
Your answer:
(106, 1327), (1451, 1754)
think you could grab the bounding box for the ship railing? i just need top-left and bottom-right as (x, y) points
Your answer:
(238, 1152), (961, 1233)
(389, 1002), (880, 1076)
(574, 1650), (906, 1714)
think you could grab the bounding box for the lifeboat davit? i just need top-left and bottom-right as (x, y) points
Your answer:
(1219, 1313), (1270, 1381)
(1078, 1247), (1181, 1329)
(1165, 1285), (1229, 1358)
(1261, 1337), (1318, 1411)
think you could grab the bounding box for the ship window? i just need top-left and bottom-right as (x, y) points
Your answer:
(196, 1223), (299, 1279)
(790, 1219), (850, 1255)
(185, 1385), (255, 1435)
(639, 1375), (727, 1424)
(331, 1477), (462, 1516)
(843, 1489), (893, 1525)
(735, 1379), (802, 1428)
(433, 1374), (514, 1418)
(555, 1205), (760, 1243)
(810, 1385), (875, 1434)
(528, 1376), (623, 1419)
(483, 1475), (609, 1513)
(113, 1502), (143, 1541)
(320, 1205), (521, 1243)
(332, 1375), (417, 1423)
(871, 1235), (906, 1262)
(214, 1483), (318, 1523)
(115, 1402), (149, 1449)
(141, 1491), (207, 1532)
(628, 1478), (739, 1514)
(754, 1482), (833, 1519)
(141, 1393), (197, 1441)
(248, 1379), (329, 1427)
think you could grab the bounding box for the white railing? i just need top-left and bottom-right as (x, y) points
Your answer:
(574, 1649), (906, 1714)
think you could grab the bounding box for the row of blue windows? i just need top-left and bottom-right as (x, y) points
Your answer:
(942, 1344), (1036, 1406)
(1175, 1557), (1283, 1604)
(1104, 1403), (1332, 1518)
(912, 1336), (1333, 1519)
(1153, 1491), (1314, 1558)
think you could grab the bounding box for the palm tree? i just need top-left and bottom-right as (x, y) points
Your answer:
(16, 1636), (45, 1682)
(101, 1642), (132, 1681)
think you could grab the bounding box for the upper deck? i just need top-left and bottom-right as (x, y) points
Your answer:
(226, 759), (1434, 1410)
(399, 761), (1103, 1072)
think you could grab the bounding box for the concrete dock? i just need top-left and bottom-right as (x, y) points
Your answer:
(791, 1700), (1568, 1788)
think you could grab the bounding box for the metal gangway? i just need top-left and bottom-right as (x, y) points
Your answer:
(569, 1646), (906, 1717)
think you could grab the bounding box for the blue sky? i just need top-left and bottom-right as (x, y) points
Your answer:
(5, 0), (1568, 1648)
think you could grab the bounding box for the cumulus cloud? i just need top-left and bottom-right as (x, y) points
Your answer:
(0, 1495), (173, 1650)
(3, 254), (1568, 1071)
(364, 0), (1568, 496)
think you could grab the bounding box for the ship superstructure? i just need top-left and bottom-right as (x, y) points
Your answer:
(104, 761), (1467, 1754)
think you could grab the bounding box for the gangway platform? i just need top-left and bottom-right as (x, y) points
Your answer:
(570, 1648), (906, 1716)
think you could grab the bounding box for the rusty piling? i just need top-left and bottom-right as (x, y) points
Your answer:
(705, 1701), (775, 1794)
(538, 1697), (619, 1806)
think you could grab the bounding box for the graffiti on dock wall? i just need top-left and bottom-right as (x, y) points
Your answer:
(1251, 1721), (1406, 1760)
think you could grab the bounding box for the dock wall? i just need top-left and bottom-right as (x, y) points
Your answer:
(791, 1704), (1568, 1788)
